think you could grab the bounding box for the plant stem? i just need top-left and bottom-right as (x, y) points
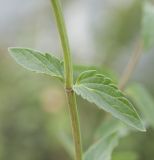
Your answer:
(66, 90), (83, 160)
(119, 39), (143, 91)
(50, 0), (83, 160)
(51, 0), (73, 89)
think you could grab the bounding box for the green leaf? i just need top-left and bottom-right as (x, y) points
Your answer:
(84, 132), (119, 160)
(8, 47), (64, 80)
(73, 70), (145, 132)
(94, 118), (128, 141)
(85, 118), (129, 160)
(126, 83), (154, 127)
(73, 64), (117, 83)
(142, 2), (154, 50)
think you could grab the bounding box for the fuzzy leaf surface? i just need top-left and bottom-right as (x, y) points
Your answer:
(8, 48), (64, 80)
(73, 70), (145, 131)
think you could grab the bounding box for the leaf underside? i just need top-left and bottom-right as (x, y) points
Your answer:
(8, 47), (64, 80)
(73, 64), (117, 83)
(73, 70), (145, 132)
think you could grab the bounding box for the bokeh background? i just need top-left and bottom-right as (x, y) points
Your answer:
(0, 0), (154, 160)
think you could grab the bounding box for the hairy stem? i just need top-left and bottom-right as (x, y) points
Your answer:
(50, 0), (83, 160)
(119, 39), (143, 91)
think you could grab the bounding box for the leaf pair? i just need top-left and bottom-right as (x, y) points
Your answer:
(9, 48), (145, 132)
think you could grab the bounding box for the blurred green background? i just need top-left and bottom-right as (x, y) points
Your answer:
(0, 0), (154, 160)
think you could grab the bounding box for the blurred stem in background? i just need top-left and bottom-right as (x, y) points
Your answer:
(50, 0), (83, 160)
(119, 38), (143, 91)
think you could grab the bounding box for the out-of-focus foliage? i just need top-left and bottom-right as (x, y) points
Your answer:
(126, 83), (154, 127)
(141, 1), (154, 50)
(91, 0), (143, 63)
(94, 118), (128, 141)
(84, 118), (127, 160)
(58, 132), (74, 158)
(112, 151), (139, 160)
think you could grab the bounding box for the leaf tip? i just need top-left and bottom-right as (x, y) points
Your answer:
(140, 124), (146, 132)
(8, 47), (20, 57)
(8, 47), (17, 59)
(8, 47), (14, 54)
(8, 47), (17, 52)
(136, 121), (146, 132)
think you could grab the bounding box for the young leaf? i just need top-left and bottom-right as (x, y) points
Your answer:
(8, 47), (64, 80)
(84, 132), (119, 160)
(73, 70), (145, 131)
(142, 2), (154, 50)
(73, 64), (117, 83)
(126, 83), (154, 127)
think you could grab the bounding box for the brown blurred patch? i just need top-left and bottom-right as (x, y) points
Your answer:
(40, 87), (66, 113)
